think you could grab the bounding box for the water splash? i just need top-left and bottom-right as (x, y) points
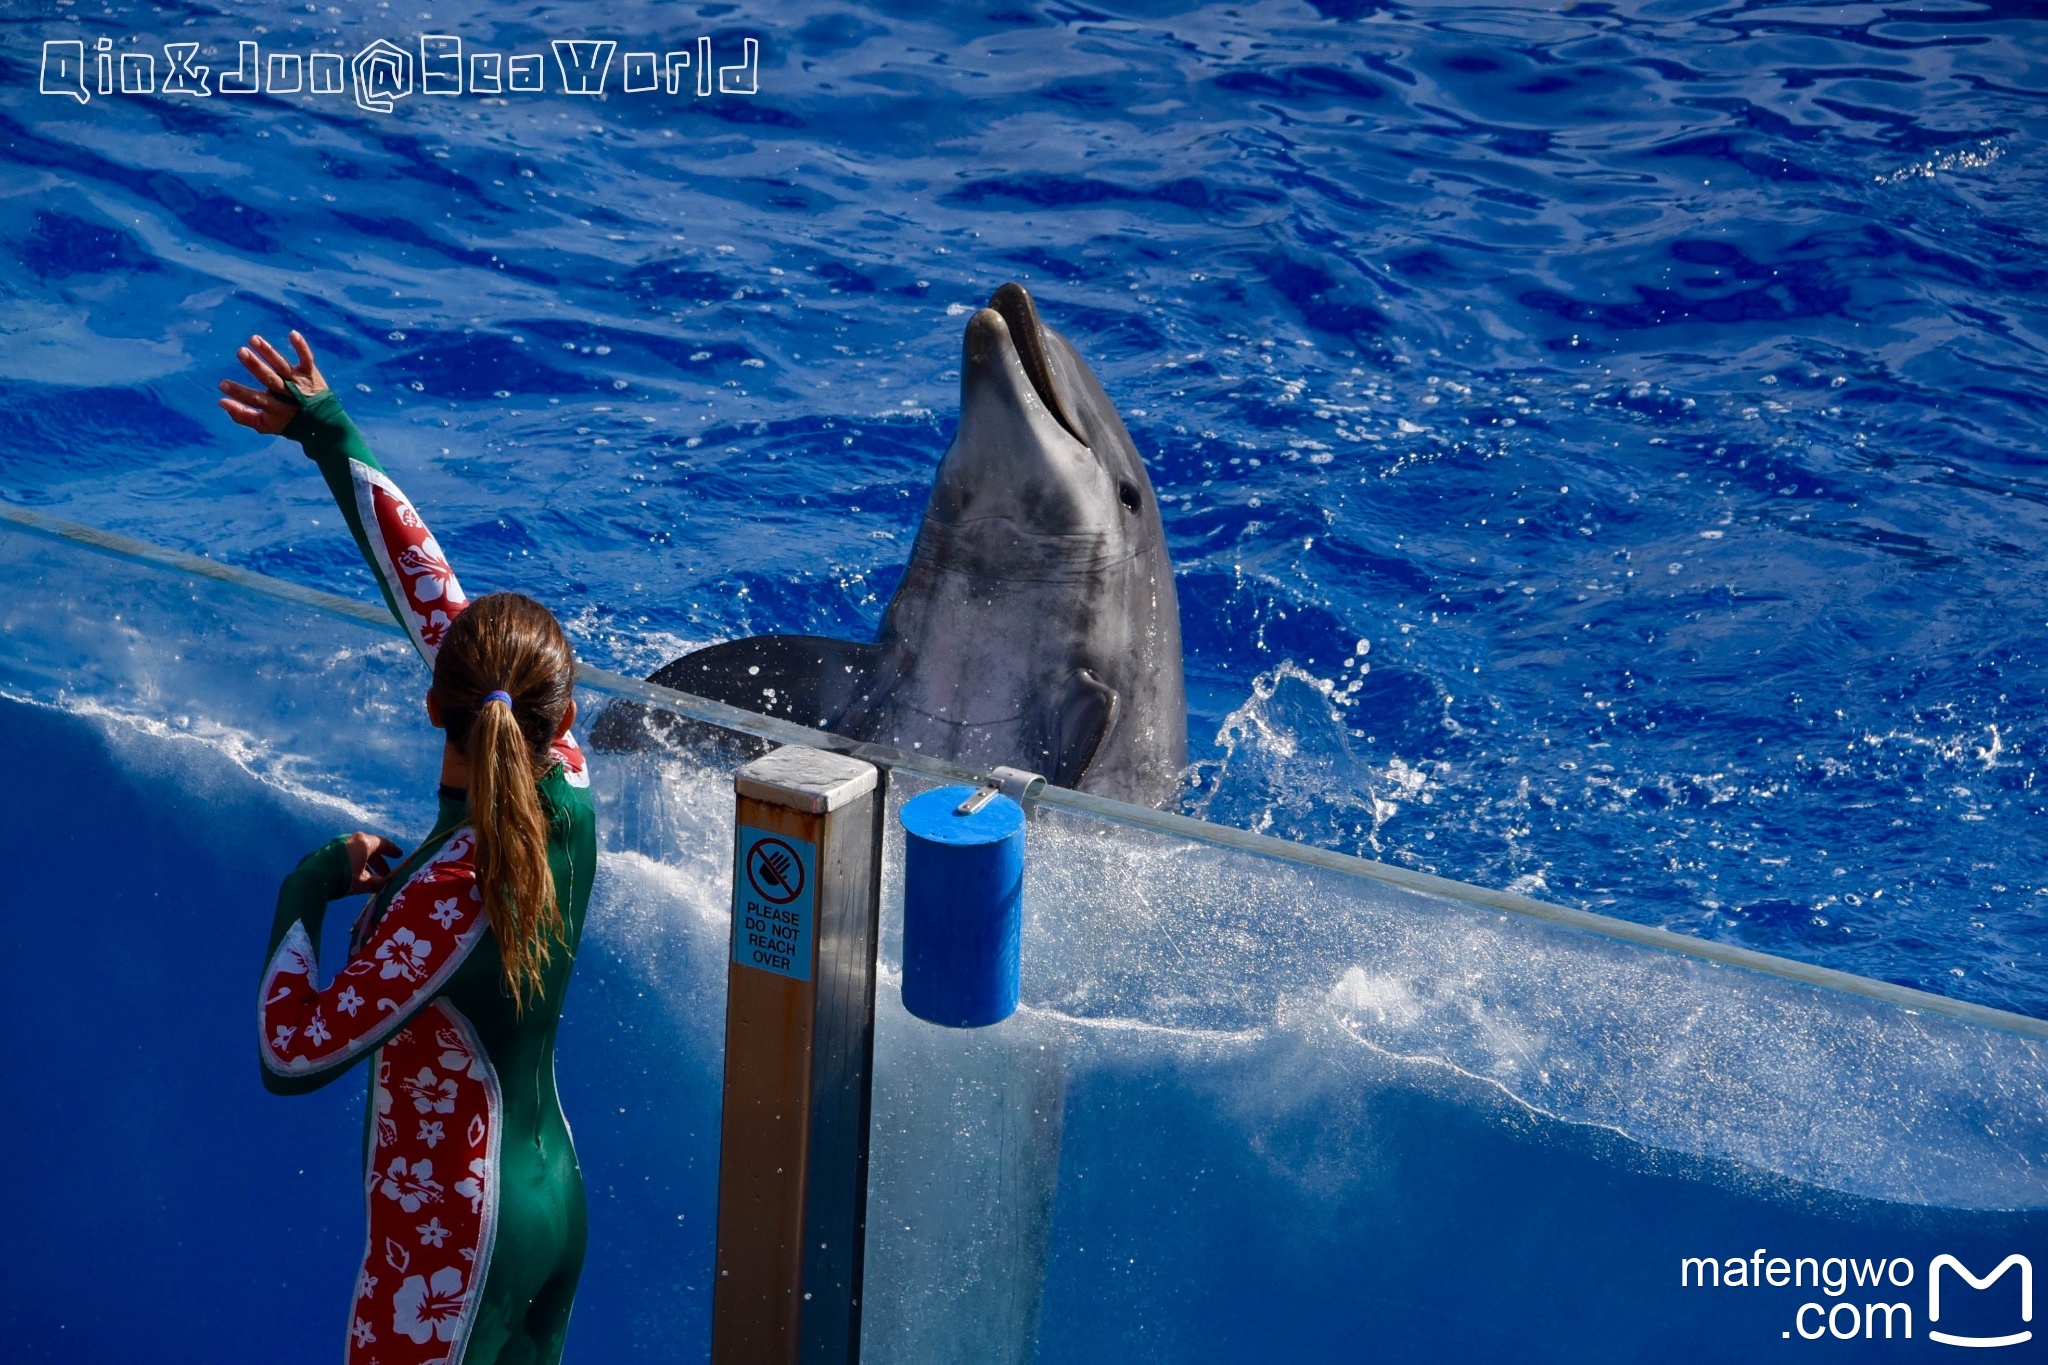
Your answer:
(1190, 660), (1444, 854)
(1874, 139), (2006, 187)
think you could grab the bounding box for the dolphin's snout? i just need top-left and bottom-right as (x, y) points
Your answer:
(958, 301), (1080, 453)
(963, 307), (1012, 373)
(941, 290), (1117, 539)
(988, 281), (1085, 444)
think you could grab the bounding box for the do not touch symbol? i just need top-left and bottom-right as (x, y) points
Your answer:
(745, 837), (805, 905)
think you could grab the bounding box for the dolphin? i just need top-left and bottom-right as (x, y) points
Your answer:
(595, 281), (1187, 805)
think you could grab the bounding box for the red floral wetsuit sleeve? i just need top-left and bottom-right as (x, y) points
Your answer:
(285, 387), (588, 789)
(259, 829), (488, 1079)
(350, 459), (470, 660)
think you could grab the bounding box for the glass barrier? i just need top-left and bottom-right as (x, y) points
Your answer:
(4, 514), (2045, 1363)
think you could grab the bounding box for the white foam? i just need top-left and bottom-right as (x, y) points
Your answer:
(6, 687), (393, 829)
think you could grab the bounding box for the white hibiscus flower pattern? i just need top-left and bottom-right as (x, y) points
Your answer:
(436, 1026), (488, 1082)
(401, 1066), (458, 1115)
(391, 1265), (465, 1344)
(378, 1157), (443, 1214)
(342, 999), (498, 1365)
(377, 928), (432, 982)
(454, 1157), (489, 1216)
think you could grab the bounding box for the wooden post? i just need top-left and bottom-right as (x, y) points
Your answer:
(713, 745), (883, 1365)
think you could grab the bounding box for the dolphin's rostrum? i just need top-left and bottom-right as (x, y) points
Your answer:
(600, 281), (1187, 805)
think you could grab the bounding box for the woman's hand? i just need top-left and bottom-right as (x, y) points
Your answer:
(343, 831), (405, 897)
(217, 330), (331, 436)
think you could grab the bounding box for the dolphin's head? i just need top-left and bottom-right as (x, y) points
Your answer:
(865, 280), (1186, 801)
(923, 282), (1163, 569)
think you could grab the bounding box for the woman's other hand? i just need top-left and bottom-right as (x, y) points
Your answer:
(217, 330), (331, 435)
(344, 831), (405, 897)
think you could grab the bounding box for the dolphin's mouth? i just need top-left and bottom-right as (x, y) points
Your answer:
(987, 281), (1086, 446)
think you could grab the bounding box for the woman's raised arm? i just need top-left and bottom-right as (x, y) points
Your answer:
(217, 331), (588, 791)
(217, 330), (470, 665)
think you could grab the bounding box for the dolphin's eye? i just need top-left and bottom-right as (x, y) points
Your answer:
(1118, 481), (1141, 514)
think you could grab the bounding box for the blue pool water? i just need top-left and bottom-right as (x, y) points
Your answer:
(6, 0), (2046, 1014)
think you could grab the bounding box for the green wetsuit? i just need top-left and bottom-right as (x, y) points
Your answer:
(257, 390), (596, 1365)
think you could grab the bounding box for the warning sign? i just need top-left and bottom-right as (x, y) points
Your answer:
(732, 825), (816, 981)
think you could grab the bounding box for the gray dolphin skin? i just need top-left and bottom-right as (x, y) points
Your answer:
(597, 281), (1187, 805)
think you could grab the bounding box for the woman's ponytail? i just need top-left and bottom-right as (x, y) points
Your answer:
(432, 595), (577, 1013)
(467, 690), (561, 1011)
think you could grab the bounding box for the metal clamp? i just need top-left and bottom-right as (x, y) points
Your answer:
(990, 765), (1046, 804)
(954, 786), (1000, 816)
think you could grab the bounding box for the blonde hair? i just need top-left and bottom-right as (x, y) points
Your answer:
(433, 593), (576, 1012)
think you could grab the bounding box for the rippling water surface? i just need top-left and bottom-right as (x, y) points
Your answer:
(3, 0), (2046, 1014)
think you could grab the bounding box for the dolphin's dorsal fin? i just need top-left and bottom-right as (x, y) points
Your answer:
(590, 634), (882, 752)
(647, 634), (881, 729)
(1049, 668), (1119, 788)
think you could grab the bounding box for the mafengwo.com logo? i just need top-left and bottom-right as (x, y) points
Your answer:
(1682, 1249), (2033, 1348)
(38, 32), (758, 114)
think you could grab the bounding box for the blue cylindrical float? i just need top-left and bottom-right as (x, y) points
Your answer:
(899, 785), (1025, 1028)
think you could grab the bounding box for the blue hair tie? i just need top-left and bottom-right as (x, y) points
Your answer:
(484, 690), (515, 709)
